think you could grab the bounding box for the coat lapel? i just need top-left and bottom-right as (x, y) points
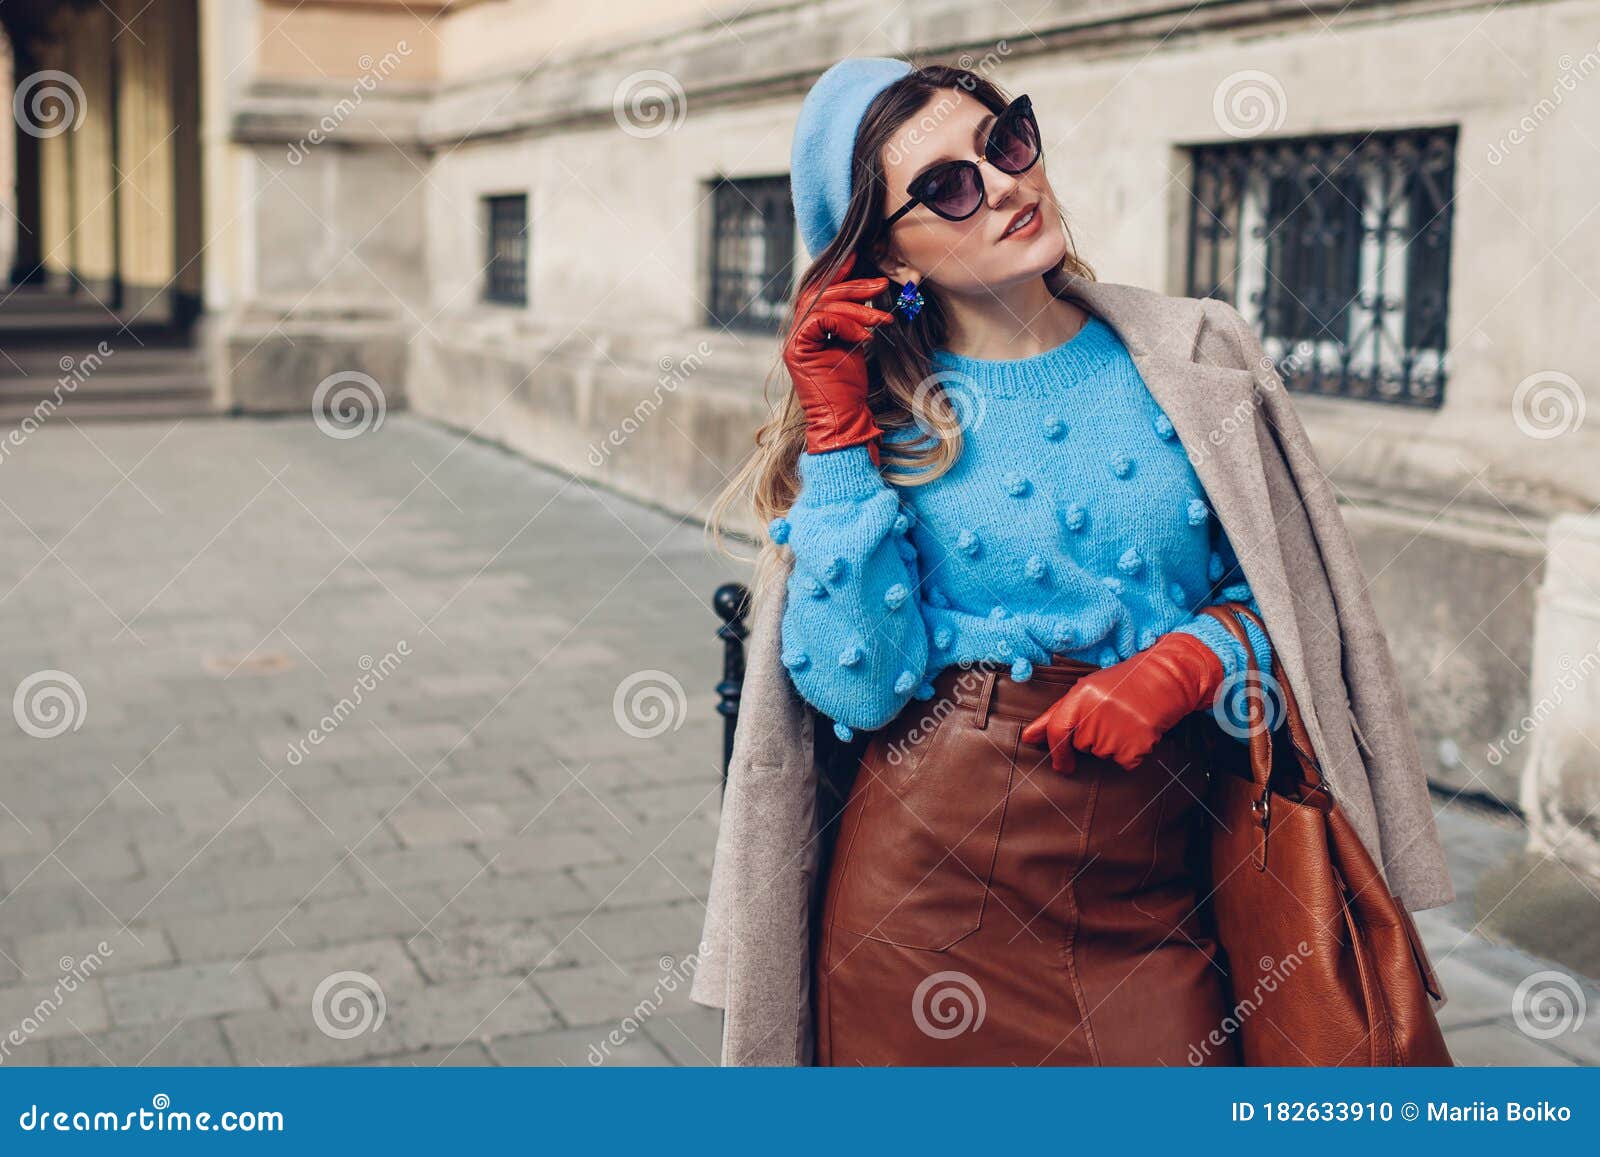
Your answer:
(1058, 277), (1331, 758)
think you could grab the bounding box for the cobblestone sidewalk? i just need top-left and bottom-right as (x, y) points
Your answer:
(0, 415), (731, 1065)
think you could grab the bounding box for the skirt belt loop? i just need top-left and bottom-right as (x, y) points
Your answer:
(973, 668), (997, 730)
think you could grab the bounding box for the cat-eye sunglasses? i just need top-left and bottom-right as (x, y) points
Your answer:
(881, 94), (1043, 228)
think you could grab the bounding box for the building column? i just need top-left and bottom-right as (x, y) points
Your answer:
(65, 4), (118, 304)
(1520, 513), (1600, 879)
(112, 0), (177, 322)
(33, 34), (73, 292)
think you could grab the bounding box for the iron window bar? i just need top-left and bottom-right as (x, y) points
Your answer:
(1186, 127), (1457, 408)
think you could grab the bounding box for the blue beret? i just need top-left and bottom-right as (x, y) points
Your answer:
(790, 56), (914, 257)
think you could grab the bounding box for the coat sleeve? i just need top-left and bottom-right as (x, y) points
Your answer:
(1201, 297), (1455, 911)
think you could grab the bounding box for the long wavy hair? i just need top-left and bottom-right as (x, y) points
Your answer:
(705, 63), (1095, 602)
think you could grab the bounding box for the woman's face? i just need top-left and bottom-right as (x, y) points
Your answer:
(874, 88), (1070, 295)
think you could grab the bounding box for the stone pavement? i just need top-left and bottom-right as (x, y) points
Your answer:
(0, 415), (729, 1066)
(0, 413), (1593, 1067)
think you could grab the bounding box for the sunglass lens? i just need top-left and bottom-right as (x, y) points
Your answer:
(989, 106), (1040, 174)
(919, 163), (984, 220)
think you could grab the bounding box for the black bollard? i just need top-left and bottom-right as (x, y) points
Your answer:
(711, 582), (751, 795)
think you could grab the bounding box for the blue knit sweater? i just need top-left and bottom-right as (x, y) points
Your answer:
(767, 314), (1277, 744)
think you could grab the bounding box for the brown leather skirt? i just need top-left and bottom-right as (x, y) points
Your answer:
(815, 656), (1244, 1066)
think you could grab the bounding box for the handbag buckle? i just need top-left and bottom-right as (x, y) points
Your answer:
(1252, 786), (1272, 870)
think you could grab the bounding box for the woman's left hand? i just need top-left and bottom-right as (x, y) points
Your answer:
(1020, 633), (1225, 773)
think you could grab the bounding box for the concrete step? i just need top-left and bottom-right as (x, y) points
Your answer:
(0, 347), (205, 376)
(0, 375), (211, 401)
(0, 350), (215, 421)
(0, 393), (217, 423)
(0, 289), (196, 344)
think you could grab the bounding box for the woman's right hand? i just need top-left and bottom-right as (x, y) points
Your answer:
(784, 253), (895, 463)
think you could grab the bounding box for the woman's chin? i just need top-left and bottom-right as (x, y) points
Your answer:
(972, 230), (1072, 288)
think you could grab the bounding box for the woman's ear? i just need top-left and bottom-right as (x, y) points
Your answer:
(870, 237), (916, 286)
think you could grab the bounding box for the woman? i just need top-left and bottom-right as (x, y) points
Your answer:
(696, 56), (1453, 1066)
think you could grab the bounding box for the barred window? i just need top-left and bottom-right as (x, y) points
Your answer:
(1185, 128), (1456, 407)
(707, 176), (795, 333)
(484, 194), (528, 306)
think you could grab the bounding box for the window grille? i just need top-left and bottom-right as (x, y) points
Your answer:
(1186, 128), (1456, 407)
(485, 194), (528, 306)
(707, 176), (795, 333)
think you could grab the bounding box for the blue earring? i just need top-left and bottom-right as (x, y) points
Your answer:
(894, 279), (925, 321)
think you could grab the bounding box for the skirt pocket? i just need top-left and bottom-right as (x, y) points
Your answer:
(828, 707), (1017, 951)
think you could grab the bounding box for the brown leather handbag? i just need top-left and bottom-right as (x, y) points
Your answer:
(1194, 602), (1453, 1066)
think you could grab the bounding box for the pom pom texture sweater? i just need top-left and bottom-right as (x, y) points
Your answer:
(768, 314), (1276, 742)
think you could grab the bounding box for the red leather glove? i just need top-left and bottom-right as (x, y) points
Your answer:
(1020, 632), (1225, 774)
(783, 252), (895, 465)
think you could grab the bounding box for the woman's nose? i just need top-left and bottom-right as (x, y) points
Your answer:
(981, 160), (1021, 210)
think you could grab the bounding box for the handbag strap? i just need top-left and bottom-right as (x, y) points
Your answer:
(1195, 602), (1327, 796)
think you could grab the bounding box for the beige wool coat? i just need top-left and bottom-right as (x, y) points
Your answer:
(689, 275), (1456, 1066)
